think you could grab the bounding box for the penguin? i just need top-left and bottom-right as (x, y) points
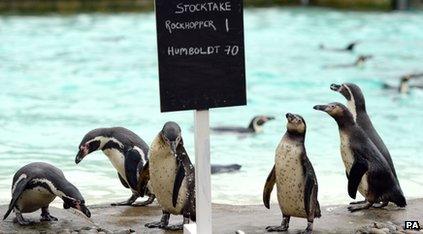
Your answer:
(382, 74), (423, 94)
(330, 83), (400, 184)
(211, 115), (275, 134)
(319, 41), (359, 52)
(263, 113), (321, 233)
(211, 164), (241, 174)
(313, 103), (406, 211)
(75, 127), (154, 206)
(323, 55), (372, 69)
(143, 121), (195, 230)
(3, 162), (91, 225)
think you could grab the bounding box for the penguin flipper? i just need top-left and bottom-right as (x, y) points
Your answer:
(118, 173), (130, 188)
(4, 178), (29, 220)
(263, 165), (276, 209)
(172, 161), (185, 208)
(302, 155), (321, 218)
(348, 159), (368, 199)
(124, 149), (141, 190)
(136, 161), (150, 197)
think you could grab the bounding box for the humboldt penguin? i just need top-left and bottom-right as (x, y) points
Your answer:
(211, 164), (241, 174)
(330, 83), (400, 184)
(324, 55), (372, 69)
(75, 127), (154, 206)
(383, 74), (423, 94)
(263, 113), (321, 233)
(319, 41), (359, 52)
(211, 115), (275, 134)
(3, 162), (91, 225)
(313, 103), (406, 211)
(144, 122), (195, 230)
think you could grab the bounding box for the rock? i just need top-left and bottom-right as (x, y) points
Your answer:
(370, 228), (387, 234)
(58, 229), (71, 234)
(380, 228), (390, 233)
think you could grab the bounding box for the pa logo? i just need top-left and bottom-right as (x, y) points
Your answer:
(405, 221), (420, 230)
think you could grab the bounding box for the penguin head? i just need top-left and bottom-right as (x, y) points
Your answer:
(355, 55), (372, 65)
(61, 185), (91, 218)
(330, 83), (366, 111)
(161, 121), (182, 154)
(313, 102), (353, 121)
(75, 129), (105, 164)
(285, 113), (306, 135)
(248, 115), (275, 132)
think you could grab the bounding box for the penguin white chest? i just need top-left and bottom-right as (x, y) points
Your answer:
(275, 138), (307, 218)
(103, 149), (126, 180)
(16, 187), (56, 213)
(340, 132), (369, 197)
(149, 145), (187, 215)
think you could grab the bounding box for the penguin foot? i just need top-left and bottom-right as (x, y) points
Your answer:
(302, 229), (313, 234)
(145, 221), (167, 229)
(265, 225), (288, 232)
(349, 200), (367, 205)
(132, 195), (155, 207)
(347, 202), (373, 212)
(14, 216), (34, 226)
(163, 224), (184, 231)
(111, 201), (133, 206)
(373, 201), (389, 209)
(40, 214), (58, 222)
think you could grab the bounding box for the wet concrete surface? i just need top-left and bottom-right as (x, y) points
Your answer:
(1, 199), (422, 234)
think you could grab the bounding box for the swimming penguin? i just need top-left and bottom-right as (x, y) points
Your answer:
(211, 164), (241, 174)
(383, 74), (423, 94)
(263, 113), (321, 233)
(3, 162), (91, 225)
(324, 55), (372, 69)
(143, 122), (195, 230)
(313, 103), (406, 211)
(319, 41), (359, 52)
(75, 127), (154, 206)
(211, 115), (275, 134)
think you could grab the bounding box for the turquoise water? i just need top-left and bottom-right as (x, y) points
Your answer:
(0, 8), (422, 206)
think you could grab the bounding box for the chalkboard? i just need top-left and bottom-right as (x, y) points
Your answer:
(155, 0), (246, 112)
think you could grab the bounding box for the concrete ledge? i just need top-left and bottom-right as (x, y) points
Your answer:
(1, 199), (422, 233)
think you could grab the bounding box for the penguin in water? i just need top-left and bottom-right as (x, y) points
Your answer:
(211, 115), (275, 134)
(319, 41), (359, 52)
(313, 103), (406, 211)
(143, 122), (195, 230)
(383, 74), (423, 94)
(75, 127), (154, 206)
(324, 55), (372, 69)
(263, 113), (321, 233)
(3, 162), (91, 225)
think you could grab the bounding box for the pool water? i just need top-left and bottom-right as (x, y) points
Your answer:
(0, 7), (422, 206)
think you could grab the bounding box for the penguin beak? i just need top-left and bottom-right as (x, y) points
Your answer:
(78, 204), (91, 218)
(330, 83), (342, 92)
(285, 113), (295, 121)
(313, 105), (329, 112)
(75, 147), (88, 164)
(170, 141), (178, 155)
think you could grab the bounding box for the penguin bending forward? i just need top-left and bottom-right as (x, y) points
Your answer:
(75, 127), (154, 206)
(330, 83), (404, 207)
(3, 162), (91, 225)
(211, 115), (275, 134)
(143, 122), (195, 230)
(263, 113), (321, 233)
(314, 103), (406, 211)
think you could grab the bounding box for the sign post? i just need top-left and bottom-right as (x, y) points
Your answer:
(155, 0), (246, 232)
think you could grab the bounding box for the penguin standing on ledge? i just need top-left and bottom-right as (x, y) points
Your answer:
(3, 162), (91, 225)
(313, 103), (406, 211)
(75, 127), (154, 206)
(143, 122), (195, 230)
(211, 115), (275, 134)
(263, 113), (320, 233)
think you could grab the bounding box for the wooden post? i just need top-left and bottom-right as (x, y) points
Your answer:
(185, 110), (212, 234)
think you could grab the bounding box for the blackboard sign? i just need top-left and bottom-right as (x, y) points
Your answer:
(155, 0), (246, 112)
